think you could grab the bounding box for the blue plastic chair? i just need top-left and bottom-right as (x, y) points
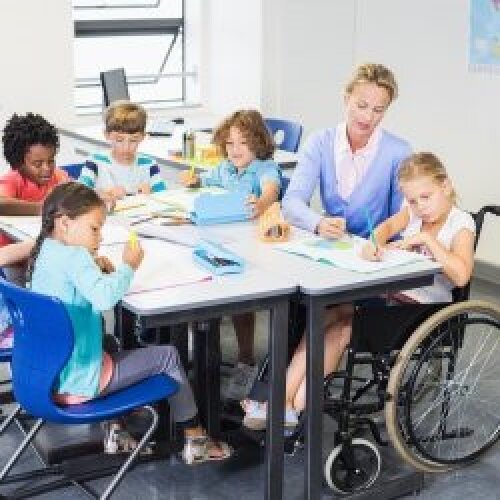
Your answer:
(61, 163), (85, 180)
(265, 118), (303, 153)
(0, 279), (179, 499)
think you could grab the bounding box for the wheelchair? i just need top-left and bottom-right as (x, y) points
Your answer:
(261, 205), (500, 495)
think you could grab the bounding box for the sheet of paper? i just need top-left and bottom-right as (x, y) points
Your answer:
(151, 187), (225, 212)
(100, 238), (211, 295)
(276, 235), (429, 273)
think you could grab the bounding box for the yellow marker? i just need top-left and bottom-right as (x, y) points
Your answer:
(129, 231), (138, 248)
(189, 161), (196, 180)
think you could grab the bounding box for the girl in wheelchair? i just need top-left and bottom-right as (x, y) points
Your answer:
(242, 151), (476, 430)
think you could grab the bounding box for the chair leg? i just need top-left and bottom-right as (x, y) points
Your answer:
(0, 402), (21, 435)
(100, 405), (158, 500)
(0, 417), (44, 481)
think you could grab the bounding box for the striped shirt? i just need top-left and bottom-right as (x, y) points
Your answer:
(78, 151), (166, 194)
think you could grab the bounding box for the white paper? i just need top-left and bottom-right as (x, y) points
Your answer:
(276, 235), (429, 273)
(100, 238), (211, 295)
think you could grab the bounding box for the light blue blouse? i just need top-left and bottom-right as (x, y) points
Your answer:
(200, 158), (282, 197)
(31, 239), (133, 397)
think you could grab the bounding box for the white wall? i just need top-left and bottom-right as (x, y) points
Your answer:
(262, 0), (500, 269)
(0, 0), (75, 126)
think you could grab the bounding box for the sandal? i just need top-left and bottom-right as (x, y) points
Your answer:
(181, 435), (232, 465)
(102, 421), (153, 456)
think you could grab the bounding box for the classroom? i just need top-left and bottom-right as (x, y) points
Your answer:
(0, 1), (499, 499)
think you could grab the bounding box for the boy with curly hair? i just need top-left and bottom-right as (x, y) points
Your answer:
(0, 112), (68, 209)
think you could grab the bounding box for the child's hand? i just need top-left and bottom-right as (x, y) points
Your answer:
(137, 182), (151, 195)
(95, 255), (115, 274)
(179, 170), (200, 187)
(361, 241), (384, 261)
(245, 194), (267, 218)
(398, 232), (430, 251)
(123, 239), (144, 270)
(316, 217), (346, 239)
(100, 186), (127, 202)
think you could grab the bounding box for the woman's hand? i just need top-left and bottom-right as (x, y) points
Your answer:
(95, 255), (115, 274)
(316, 217), (346, 239)
(361, 241), (384, 261)
(122, 239), (144, 271)
(179, 170), (201, 188)
(137, 182), (151, 195)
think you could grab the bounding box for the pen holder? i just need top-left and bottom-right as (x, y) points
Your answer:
(192, 239), (245, 275)
(258, 202), (290, 242)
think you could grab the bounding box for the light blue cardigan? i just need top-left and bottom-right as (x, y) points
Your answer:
(282, 128), (411, 238)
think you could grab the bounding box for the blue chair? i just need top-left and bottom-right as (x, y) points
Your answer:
(265, 118), (303, 153)
(0, 347), (20, 436)
(61, 163), (85, 180)
(0, 279), (179, 500)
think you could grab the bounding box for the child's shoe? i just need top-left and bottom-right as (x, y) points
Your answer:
(181, 435), (232, 464)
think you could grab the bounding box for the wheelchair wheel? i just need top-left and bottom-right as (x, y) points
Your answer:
(324, 438), (381, 494)
(386, 300), (500, 472)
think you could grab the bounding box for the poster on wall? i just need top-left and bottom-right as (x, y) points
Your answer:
(469, 0), (500, 72)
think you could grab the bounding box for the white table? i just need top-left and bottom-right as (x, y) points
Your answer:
(0, 214), (440, 500)
(58, 124), (298, 173)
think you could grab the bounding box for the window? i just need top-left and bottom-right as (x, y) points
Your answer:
(72, 0), (199, 113)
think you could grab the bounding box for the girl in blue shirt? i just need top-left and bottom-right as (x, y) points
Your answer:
(28, 182), (231, 464)
(180, 110), (283, 399)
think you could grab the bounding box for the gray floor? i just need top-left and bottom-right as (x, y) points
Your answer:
(0, 278), (498, 499)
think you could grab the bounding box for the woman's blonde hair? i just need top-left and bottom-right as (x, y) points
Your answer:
(345, 63), (398, 103)
(212, 109), (275, 160)
(398, 152), (457, 203)
(104, 100), (147, 134)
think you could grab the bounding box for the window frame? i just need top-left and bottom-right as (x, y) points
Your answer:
(72, 0), (198, 114)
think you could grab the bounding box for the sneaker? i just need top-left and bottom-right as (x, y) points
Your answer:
(242, 400), (299, 432)
(222, 362), (258, 401)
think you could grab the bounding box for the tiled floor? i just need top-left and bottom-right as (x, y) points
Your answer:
(0, 278), (498, 499)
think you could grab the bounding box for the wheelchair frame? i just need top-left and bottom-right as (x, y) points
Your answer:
(297, 205), (500, 494)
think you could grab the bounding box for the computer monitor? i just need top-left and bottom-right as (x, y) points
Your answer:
(100, 68), (130, 108)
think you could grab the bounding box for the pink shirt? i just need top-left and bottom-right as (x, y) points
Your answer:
(0, 169), (69, 201)
(53, 352), (114, 405)
(334, 123), (381, 200)
(0, 169), (69, 246)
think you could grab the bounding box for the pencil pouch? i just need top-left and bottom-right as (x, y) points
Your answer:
(192, 239), (245, 275)
(190, 191), (251, 225)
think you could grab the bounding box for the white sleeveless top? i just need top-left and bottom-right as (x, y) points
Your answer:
(402, 206), (475, 303)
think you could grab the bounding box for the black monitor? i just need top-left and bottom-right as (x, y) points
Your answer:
(100, 68), (129, 108)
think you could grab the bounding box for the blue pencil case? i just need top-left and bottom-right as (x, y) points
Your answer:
(190, 191), (251, 225)
(192, 239), (245, 275)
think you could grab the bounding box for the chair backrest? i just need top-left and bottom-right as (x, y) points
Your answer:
(452, 205), (500, 302)
(100, 68), (130, 108)
(0, 279), (74, 421)
(265, 118), (303, 153)
(61, 163), (85, 180)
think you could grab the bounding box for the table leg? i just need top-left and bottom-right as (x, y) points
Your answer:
(305, 296), (324, 500)
(193, 320), (221, 438)
(265, 298), (289, 500)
